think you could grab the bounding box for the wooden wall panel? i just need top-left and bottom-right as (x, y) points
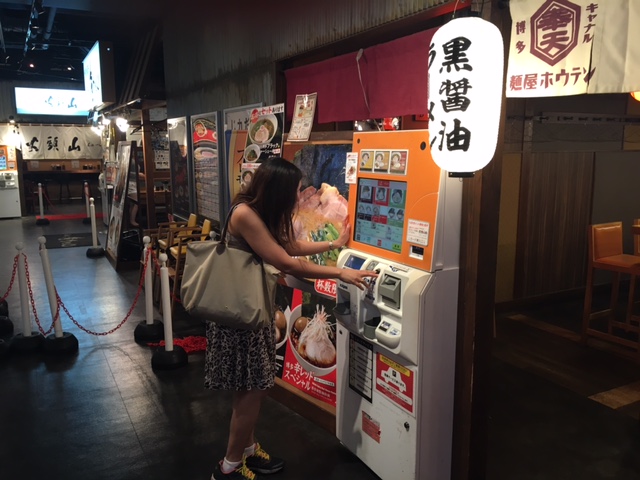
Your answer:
(514, 151), (594, 298)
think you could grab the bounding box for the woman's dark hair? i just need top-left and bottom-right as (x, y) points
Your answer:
(233, 157), (302, 246)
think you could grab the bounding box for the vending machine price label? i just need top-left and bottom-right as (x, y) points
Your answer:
(406, 219), (430, 246)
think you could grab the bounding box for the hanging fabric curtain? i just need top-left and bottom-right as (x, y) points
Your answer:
(285, 27), (438, 123)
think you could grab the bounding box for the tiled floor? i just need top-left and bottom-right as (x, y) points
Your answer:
(1, 205), (640, 480)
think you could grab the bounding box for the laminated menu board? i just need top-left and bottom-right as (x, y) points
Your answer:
(191, 111), (221, 224)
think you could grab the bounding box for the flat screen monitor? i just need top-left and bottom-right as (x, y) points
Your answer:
(354, 178), (407, 254)
(0, 155), (6, 171)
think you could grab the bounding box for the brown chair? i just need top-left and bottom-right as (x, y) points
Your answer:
(168, 219), (212, 261)
(582, 222), (640, 351)
(157, 213), (197, 251)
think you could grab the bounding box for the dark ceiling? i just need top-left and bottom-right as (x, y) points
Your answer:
(0, 0), (163, 85)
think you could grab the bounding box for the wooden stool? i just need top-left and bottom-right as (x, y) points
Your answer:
(582, 222), (640, 351)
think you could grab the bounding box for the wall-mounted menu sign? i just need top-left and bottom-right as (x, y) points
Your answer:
(243, 103), (284, 163)
(190, 111), (221, 223)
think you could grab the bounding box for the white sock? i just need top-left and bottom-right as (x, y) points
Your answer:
(244, 443), (257, 457)
(221, 457), (242, 474)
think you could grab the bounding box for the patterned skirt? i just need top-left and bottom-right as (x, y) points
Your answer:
(204, 320), (277, 391)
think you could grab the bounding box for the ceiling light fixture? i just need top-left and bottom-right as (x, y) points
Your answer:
(116, 117), (129, 132)
(29, 63), (35, 68)
(631, 92), (640, 102)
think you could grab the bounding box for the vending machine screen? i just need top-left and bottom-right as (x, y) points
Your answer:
(354, 178), (407, 254)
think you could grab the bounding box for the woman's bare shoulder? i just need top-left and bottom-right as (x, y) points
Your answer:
(228, 203), (260, 233)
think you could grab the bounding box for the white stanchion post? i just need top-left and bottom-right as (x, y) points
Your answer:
(82, 182), (92, 225)
(84, 182), (90, 218)
(159, 253), (174, 352)
(11, 242), (44, 352)
(86, 197), (104, 258)
(16, 243), (31, 337)
(133, 236), (164, 343)
(36, 183), (50, 225)
(151, 253), (186, 370)
(38, 183), (45, 218)
(90, 198), (98, 247)
(38, 236), (78, 354)
(144, 237), (154, 325)
(38, 237), (63, 339)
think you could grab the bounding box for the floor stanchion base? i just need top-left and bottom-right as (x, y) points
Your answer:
(86, 247), (105, 258)
(0, 339), (9, 360)
(44, 332), (79, 355)
(0, 316), (14, 336)
(134, 320), (164, 343)
(11, 332), (44, 353)
(151, 346), (188, 371)
(0, 299), (8, 317)
(36, 218), (50, 226)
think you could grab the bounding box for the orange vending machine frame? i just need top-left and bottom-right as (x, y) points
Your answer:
(349, 129), (452, 273)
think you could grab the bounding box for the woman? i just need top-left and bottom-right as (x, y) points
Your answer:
(208, 157), (377, 480)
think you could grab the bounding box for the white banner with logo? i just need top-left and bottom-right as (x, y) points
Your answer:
(506, 0), (598, 98)
(587, 0), (640, 93)
(19, 125), (102, 160)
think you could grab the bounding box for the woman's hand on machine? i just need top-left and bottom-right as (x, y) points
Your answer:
(336, 220), (351, 248)
(338, 268), (378, 290)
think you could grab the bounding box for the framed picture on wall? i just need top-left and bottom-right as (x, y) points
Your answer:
(190, 111), (222, 225)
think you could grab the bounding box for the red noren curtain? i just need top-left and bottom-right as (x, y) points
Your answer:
(285, 27), (439, 123)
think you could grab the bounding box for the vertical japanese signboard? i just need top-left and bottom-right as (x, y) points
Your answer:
(428, 17), (504, 173)
(506, 0), (598, 97)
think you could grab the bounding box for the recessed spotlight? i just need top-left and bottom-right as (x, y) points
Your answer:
(67, 66), (72, 71)
(29, 63), (35, 68)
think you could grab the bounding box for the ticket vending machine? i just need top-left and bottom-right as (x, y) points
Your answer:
(334, 130), (462, 479)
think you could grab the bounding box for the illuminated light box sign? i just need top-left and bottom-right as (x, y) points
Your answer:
(428, 17), (504, 173)
(15, 87), (91, 116)
(14, 40), (115, 116)
(82, 41), (116, 110)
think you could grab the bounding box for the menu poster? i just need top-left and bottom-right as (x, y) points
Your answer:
(289, 143), (352, 267)
(191, 112), (221, 223)
(106, 141), (134, 259)
(168, 117), (191, 220)
(243, 103), (285, 163)
(275, 285), (338, 407)
(227, 130), (249, 201)
(223, 103), (262, 132)
(287, 93), (317, 142)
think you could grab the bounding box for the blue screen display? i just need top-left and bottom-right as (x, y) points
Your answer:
(344, 255), (366, 270)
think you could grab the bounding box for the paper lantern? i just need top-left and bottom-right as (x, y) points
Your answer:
(428, 17), (504, 173)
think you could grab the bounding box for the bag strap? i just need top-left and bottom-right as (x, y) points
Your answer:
(220, 203), (242, 246)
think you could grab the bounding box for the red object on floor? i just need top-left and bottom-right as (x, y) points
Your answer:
(148, 336), (207, 354)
